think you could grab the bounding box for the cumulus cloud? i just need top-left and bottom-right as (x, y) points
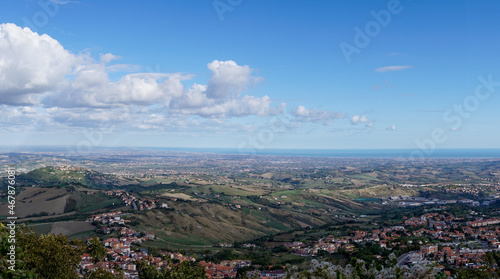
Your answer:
(205, 60), (260, 99)
(0, 23), (350, 134)
(0, 105), (52, 131)
(48, 107), (131, 125)
(292, 106), (346, 126)
(0, 23), (282, 118)
(0, 23), (78, 105)
(375, 65), (412, 72)
(100, 53), (119, 64)
(45, 61), (191, 108)
(387, 125), (397, 130)
(171, 94), (285, 117)
(0, 23), (285, 118)
(351, 115), (370, 125)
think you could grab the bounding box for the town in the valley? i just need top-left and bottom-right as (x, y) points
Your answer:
(1, 151), (499, 278)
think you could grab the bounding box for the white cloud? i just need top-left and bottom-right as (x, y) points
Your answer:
(292, 106), (346, 126)
(172, 94), (284, 117)
(0, 23), (78, 105)
(100, 53), (119, 64)
(48, 107), (132, 127)
(0, 105), (51, 131)
(294, 105), (310, 117)
(351, 115), (370, 125)
(205, 60), (260, 99)
(0, 23), (349, 134)
(386, 125), (397, 130)
(0, 23), (278, 117)
(375, 65), (412, 72)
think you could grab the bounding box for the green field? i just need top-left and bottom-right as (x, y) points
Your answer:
(71, 192), (122, 212)
(29, 221), (96, 239)
(30, 223), (53, 234)
(194, 185), (265, 196)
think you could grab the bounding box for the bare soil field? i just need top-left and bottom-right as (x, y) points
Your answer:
(12, 187), (69, 217)
(161, 192), (197, 201)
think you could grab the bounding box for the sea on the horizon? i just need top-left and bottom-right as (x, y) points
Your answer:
(3, 146), (500, 159)
(160, 148), (500, 158)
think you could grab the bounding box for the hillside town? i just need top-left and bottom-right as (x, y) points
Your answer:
(77, 204), (500, 278)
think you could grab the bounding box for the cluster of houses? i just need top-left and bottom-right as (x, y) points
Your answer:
(223, 203), (242, 210)
(79, 240), (146, 278)
(399, 243), (492, 270)
(89, 211), (128, 225)
(81, 210), (159, 278)
(419, 244), (488, 267)
(286, 226), (409, 256)
(104, 189), (165, 210)
(79, 251), (198, 278)
(200, 260), (252, 279)
(466, 217), (500, 227)
(161, 251), (196, 262)
(245, 269), (286, 279)
(388, 195), (494, 207)
(81, 251), (259, 279)
(286, 239), (353, 256)
(444, 186), (481, 196)
(278, 211), (500, 271)
(56, 165), (83, 171)
(199, 259), (286, 279)
(82, 207), (273, 278)
(78, 230), (282, 279)
(392, 213), (500, 268)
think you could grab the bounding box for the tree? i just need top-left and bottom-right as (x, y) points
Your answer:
(167, 261), (208, 279)
(0, 224), (37, 279)
(137, 261), (163, 279)
(88, 237), (106, 263)
(484, 252), (495, 268)
(17, 226), (85, 279)
(456, 267), (496, 279)
(84, 268), (120, 279)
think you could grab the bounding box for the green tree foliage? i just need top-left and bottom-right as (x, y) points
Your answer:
(0, 224), (37, 278)
(18, 227), (85, 279)
(0, 224), (85, 279)
(454, 252), (500, 279)
(84, 268), (121, 279)
(87, 237), (106, 263)
(455, 267), (496, 279)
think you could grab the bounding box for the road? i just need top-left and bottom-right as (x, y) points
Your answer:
(396, 252), (412, 268)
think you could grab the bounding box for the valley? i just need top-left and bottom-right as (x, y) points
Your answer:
(1, 149), (500, 278)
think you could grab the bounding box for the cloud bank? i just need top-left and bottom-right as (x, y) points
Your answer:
(0, 23), (348, 135)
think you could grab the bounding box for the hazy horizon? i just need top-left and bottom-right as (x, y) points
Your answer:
(2, 145), (500, 159)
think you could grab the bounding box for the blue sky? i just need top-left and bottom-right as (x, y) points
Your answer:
(0, 0), (499, 151)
